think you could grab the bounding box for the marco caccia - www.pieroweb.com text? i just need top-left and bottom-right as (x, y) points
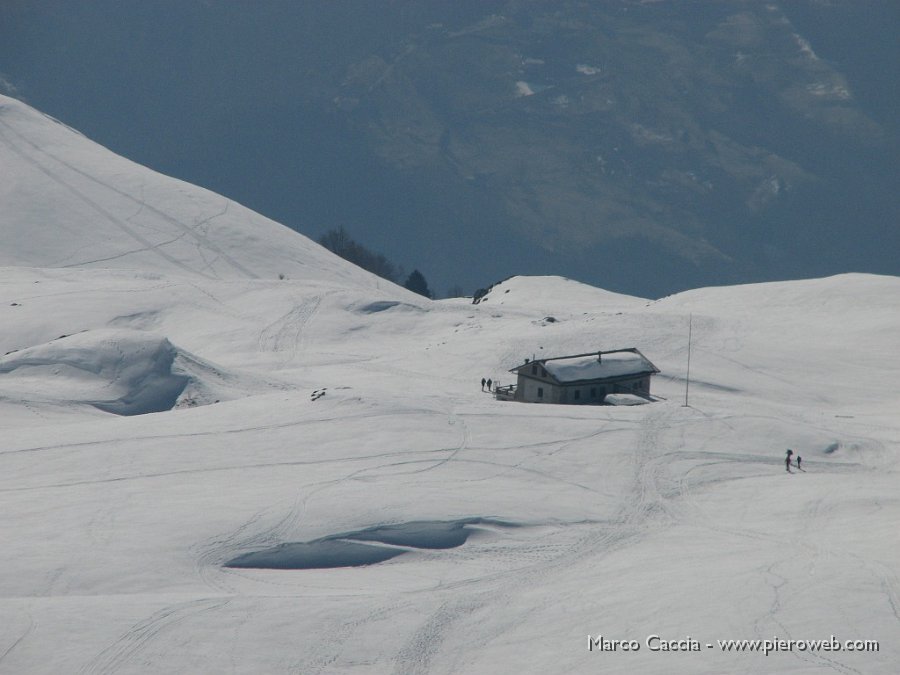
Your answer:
(588, 634), (880, 654)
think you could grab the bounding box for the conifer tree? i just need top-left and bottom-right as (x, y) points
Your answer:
(404, 269), (432, 299)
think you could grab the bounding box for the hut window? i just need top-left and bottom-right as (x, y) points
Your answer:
(590, 387), (597, 398)
(537, 387), (544, 398)
(574, 390), (581, 400)
(531, 365), (537, 375)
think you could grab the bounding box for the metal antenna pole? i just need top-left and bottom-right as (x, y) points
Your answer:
(684, 313), (693, 407)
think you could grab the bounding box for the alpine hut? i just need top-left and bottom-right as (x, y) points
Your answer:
(498, 348), (659, 404)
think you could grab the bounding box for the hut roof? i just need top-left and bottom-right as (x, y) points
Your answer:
(511, 349), (659, 384)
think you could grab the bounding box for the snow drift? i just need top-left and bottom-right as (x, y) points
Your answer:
(0, 328), (267, 415)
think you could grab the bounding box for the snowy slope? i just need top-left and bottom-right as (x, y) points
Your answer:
(0, 94), (390, 288)
(474, 275), (646, 314)
(1, 95), (899, 674)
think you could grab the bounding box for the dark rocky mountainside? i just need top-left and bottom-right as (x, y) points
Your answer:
(2, 0), (896, 296)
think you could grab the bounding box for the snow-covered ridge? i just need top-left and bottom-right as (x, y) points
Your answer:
(474, 275), (646, 312)
(655, 272), (900, 314)
(0, 94), (392, 289)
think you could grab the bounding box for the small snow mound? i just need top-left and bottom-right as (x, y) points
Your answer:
(0, 328), (265, 415)
(604, 393), (650, 406)
(474, 275), (646, 312)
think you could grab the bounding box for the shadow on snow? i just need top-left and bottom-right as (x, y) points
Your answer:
(224, 518), (517, 570)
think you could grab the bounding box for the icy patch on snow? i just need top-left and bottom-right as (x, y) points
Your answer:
(225, 518), (516, 570)
(226, 540), (406, 569)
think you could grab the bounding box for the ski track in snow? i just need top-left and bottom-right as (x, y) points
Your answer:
(380, 407), (681, 672)
(0, 122), (204, 279)
(0, 116), (257, 280)
(182, 409), (657, 672)
(77, 598), (231, 675)
(5, 388), (893, 672)
(257, 294), (325, 366)
(0, 610), (35, 668)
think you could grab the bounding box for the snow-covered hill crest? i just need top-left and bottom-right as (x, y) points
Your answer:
(0, 94), (393, 289)
(474, 274), (647, 312)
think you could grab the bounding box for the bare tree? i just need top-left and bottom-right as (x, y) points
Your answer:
(318, 227), (401, 283)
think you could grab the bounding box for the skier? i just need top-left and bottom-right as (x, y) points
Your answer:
(785, 448), (793, 473)
(481, 377), (486, 391)
(487, 378), (492, 393)
(796, 455), (802, 471)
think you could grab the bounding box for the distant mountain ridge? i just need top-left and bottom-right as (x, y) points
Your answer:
(1, 0), (896, 297)
(322, 0), (898, 296)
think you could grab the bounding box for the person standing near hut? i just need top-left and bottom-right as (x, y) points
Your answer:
(785, 448), (793, 473)
(481, 377), (486, 391)
(487, 378), (492, 393)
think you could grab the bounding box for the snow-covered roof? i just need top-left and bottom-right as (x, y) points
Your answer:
(516, 349), (658, 383)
